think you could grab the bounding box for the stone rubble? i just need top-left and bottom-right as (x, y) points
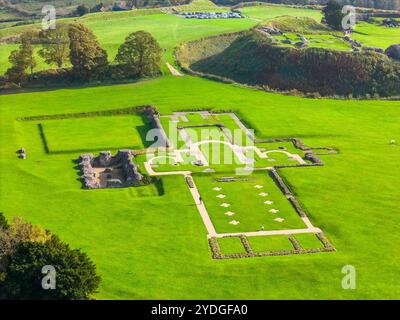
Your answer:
(78, 150), (143, 189)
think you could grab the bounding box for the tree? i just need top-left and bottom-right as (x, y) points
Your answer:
(5, 31), (37, 84)
(0, 217), (50, 272)
(76, 4), (89, 16)
(19, 31), (37, 76)
(115, 30), (162, 78)
(68, 23), (109, 80)
(2, 235), (101, 300)
(323, 0), (345, 31)
(38, 24), (70, 68)
(91, 2), (106, 12)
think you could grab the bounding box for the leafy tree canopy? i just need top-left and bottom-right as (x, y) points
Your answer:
(1, 235), (101, 300)
(68, 23), (109, 80)
(323, 0), (346, 31)
(115, 30), (163, 78)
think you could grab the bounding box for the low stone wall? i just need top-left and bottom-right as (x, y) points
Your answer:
(178, 123), (225, 129)
(288, 235), (302, 251)
(305, 151), (324, 165)
(240, 235), (254, 257)
(316, 232), (336, 251)
(256, 137), (339, 168)
(269, 168), (292, 196)
(257, 137), (336, 152)
(208, 237), (222, 259)
(287, 196), (306, 218)
(208, 233), (336, 260)
(78, 153), (99, 189)
(269, 168), (307, 218)
(140, 106), (171, 148)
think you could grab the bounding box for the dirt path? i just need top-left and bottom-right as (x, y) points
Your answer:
(184, 174), (217, 237)
(144, 161), (217, 236)
(166, 62), (183, 76)
(143, 160), (320, 239)
(216, 227), (322, 239)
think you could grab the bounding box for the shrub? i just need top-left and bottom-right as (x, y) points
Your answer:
(1, 235), (100, 300)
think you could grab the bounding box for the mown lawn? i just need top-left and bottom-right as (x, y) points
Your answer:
(352, 21), (400, 49)
(217, 237), (247, 254)
(1, 74), (400, 299)
(25, 114), (150, 154)
(247, 235), (295, 252)
(194, 171), (306, 233)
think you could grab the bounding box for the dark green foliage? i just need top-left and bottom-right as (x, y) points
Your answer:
(1, 235), (101, 300)
(0, 213), (8, 229)
(189, 31), (400, 97)
(68, 23), (109, 80)
(115, 31), (162, 78)
(76, 4), (90, 16)
(91, 2), (106, 12)
(323, 0), (345, 31)
(5, 31), (37, 85)
(38, 24), (70, 68)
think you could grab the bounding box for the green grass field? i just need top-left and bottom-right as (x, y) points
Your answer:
(2, 74), (400, 299)
(238, 4), (323, 21)
(217, 237), (247, 254)
(247, 235), (295, 252)
(1, 4), (400, 300)
(194, 172), (306, 233)
(352, 21), (400, 49)
(294, 233), (324, 250)
(31, 114), (150, 153)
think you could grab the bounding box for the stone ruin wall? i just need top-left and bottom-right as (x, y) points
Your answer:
(142, 106), (171, 148)
(78, 150), (143, 189)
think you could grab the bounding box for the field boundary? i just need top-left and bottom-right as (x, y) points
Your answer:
(16, 105), (153, 121)
(208, 232), (335, 260)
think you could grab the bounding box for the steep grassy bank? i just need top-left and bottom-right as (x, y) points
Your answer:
(178, 30), (400, 97)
